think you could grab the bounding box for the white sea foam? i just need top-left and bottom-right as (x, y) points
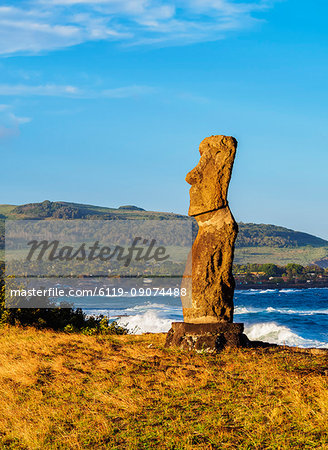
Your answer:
(117, 311), (173, 334)
(265, 307), (328, 315)
(241, 289), (279, 295)
(116, 313), (328, 348)
(85, 301), (181, 319)
(244, 322), (328, 348)
(279, 289), (299, 293)
(234, 305), (328, 316)
(238, 288), (313, 295)
(266, 307), (303, 314)
(124, 302), (167, 312)
(239, 287), (328, 295)
(234, 306), (259, 314)
(83, 305), (328, 348)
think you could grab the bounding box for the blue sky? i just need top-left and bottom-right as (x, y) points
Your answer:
(1, 0), (328, 239)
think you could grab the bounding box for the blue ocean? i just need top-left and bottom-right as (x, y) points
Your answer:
(81, 288), (328, 348)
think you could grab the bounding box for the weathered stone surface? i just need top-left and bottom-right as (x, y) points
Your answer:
(187, 135), (237, 217)
(165, 322), (248, 353)
(182, 135), (238, 324)
(164, 322), (278, 352)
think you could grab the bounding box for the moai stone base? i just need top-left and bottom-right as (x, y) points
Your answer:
(165, 322), (249, 353)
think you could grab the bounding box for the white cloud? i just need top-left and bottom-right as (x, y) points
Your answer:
(0, 83), (155, 98)
(0, 84), (82, 96)
(0, 82), (156, 139)
(9, 113), (32, 124)
(0, 0), (279, 55)
(0, 6), (83, 54)
(0, 105), (32, 141)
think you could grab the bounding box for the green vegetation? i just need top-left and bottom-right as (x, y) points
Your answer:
(4, 200), (185, 221)
(234, 262), (328, 286)
(0, 204), (17, 218)
(0, 266), (126, 335)
(237, 222), (328, 248)
(234, 245), (328, 266)
(118, 205), (146, 211)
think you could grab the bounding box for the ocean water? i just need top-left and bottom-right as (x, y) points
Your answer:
(81, 288), (328, 348)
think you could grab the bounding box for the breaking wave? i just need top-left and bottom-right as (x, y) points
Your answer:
(115, 311), (328, 349)
(244, 322), (328, 348)
(117, 311), (173, 334)
(82, 288), (328, 348)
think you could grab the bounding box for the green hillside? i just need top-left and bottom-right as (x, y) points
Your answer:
(237, 222), (328, 248)
(8, 200), (183, 220)
(1, 201), (328, 266)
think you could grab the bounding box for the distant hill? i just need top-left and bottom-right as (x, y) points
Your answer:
(1, 201), (328, 266)
(118, 205), (146, 211)
(7, 201), (184, 220)
(237, 222), (328, 248)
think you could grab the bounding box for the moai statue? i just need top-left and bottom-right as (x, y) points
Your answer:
(182, 135), (238, 324)
(166, 135), (245, 352)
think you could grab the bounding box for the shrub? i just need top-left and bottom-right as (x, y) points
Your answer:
(0, 269), (127, 334)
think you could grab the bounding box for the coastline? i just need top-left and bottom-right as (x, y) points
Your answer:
(236, 282), (328, 290)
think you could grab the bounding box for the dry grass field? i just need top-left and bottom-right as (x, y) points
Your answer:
(0, 327), (327, 449)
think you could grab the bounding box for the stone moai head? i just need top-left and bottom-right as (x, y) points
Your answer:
(186, 135), (237, 217)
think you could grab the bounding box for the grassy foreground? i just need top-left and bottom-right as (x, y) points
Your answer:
(0, 328), (327, 449)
